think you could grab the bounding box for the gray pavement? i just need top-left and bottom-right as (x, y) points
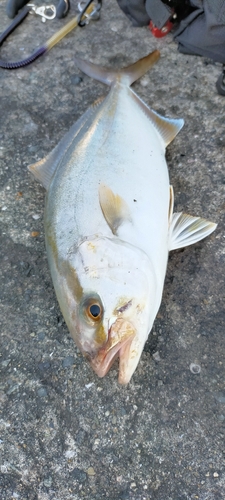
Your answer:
(0, 1), (224, 499)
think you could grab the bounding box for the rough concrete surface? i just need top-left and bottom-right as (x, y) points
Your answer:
(0, 1), (224, 499)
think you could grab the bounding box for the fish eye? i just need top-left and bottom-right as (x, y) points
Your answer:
(81, 296), (103, 323)
(88, 303), (102, 320)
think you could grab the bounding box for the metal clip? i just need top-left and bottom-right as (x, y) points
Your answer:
(27, 4), (56, 22)
(78, 0), (101, 26)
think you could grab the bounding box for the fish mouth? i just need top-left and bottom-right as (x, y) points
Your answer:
(89, 318), (135, 384)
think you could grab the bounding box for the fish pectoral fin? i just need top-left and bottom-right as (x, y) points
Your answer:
(169, 212), (217, 251)
(99, 184), (132, 235)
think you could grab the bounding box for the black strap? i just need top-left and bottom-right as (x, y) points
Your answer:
(0, 6), (46, 69)
(0, 5), (30, 45)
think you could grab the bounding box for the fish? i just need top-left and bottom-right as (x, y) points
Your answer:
(28, 50), (217, 384)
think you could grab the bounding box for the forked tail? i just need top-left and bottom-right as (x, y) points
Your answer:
(74, 50), (184, 147)
(74, 50), (160, 86)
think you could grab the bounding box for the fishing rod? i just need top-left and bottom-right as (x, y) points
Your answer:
(0, 0), (102, 69)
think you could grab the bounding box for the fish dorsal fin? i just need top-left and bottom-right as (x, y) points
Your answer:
(75, 50), (160, 87)
(28, 98), (104, 189)
(169, 212), (217, 251)
(99, 184), (132, 235)
(131, 91), (184, 147)
(28, 153), (57, 190)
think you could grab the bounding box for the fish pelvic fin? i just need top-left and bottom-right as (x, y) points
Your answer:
(169, 212), (217, 251)
(168, 185), (174, 223)
(75, 50), (160, 87)
(99, 183), (132, 235)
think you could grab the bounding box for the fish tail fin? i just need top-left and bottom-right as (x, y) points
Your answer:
(74, 50), (160, 87)
(120, 50), (160, 85)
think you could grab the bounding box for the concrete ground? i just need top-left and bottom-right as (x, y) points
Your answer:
(0, 1), (224, 499)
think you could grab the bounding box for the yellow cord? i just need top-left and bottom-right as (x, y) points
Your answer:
(46, 4), (95, 51)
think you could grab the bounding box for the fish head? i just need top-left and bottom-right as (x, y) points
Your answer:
(61, 236), (157, 384)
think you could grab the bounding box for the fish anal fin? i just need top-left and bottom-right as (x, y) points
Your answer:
(99, 184), (132, 235)
(149, 109), (184, 147)
(169, 212), (217, 251)
(131, 92), (184, 147)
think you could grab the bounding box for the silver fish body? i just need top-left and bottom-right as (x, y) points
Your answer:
(29, 51), (217, 384)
